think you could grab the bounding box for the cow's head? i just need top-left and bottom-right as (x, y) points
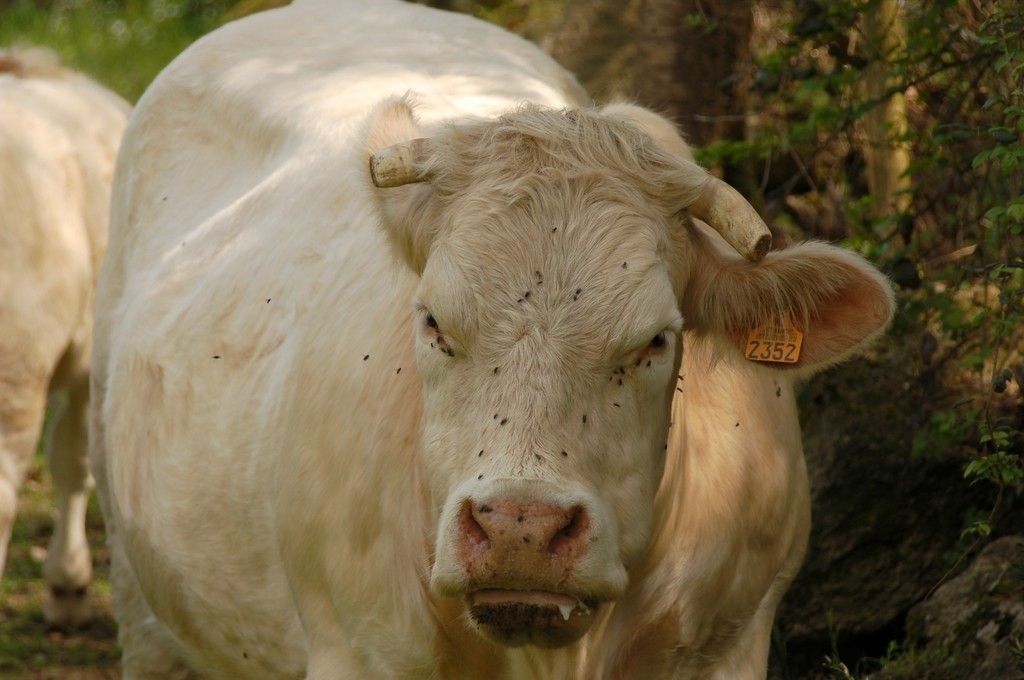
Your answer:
(366, 99), (893, 648)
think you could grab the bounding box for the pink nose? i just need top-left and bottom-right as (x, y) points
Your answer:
(457, 499), (591, 586)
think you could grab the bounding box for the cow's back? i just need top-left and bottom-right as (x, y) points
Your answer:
(0, 54), (127, 382)
(93, 1), (587, 676)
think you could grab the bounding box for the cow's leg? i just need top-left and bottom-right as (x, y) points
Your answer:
(707, 593), (783, 680)
(305, 647), (364, 680)
(108, 541), (198, 679)
(0, 377), (47, 584)
(89, 382), (197, 679)
(42, 380), (94, 626)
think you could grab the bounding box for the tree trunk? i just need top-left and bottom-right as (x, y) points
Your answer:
(636, 0), (753, 150)
(539, 0), (642, 104)
(862, 0), (911, 242)
(547, 0), (753, 150)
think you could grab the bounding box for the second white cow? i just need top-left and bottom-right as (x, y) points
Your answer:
(92, 1), (894, 677)
(0, 48), (128, 625)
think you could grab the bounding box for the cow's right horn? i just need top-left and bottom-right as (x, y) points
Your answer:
(688, 177), (772, 262)
(369, 138), (433, 188)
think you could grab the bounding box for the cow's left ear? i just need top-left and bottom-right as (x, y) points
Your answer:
(599, 103), (695, 162)
(365, 96), (440, 274)
(681, 224), (896, 376)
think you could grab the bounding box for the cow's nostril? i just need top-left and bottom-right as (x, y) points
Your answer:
(547, 506), (588, 558)
(463, 501), (491, 549)
(460, 499), (591, 565)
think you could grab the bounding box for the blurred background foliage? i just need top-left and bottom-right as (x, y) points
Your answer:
(0, 0), (235, 99)
(1, 0), (1021, 678)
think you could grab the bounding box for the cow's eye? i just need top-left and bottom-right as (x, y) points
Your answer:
(421, 310), (457, 358)
(649, 331), (667, 349)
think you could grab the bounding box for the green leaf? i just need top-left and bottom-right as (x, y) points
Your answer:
(991, 127), (1019, 143)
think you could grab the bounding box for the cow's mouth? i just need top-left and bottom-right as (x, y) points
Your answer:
(466, 589), (599, 648)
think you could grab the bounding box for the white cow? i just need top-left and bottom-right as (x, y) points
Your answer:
(92, 0), (894, 677)
(0, 48), (129, 625)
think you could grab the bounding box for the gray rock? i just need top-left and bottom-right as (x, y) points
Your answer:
(906, 536), (1024, 680)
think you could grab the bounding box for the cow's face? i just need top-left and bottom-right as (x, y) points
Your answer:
(414, 182), (685, 645)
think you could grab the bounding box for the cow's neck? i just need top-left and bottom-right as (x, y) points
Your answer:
(583, 335), (809, 676)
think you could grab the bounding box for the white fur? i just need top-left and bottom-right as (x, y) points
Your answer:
(92, 1), (893, 678)
(0, 49), (129, 625)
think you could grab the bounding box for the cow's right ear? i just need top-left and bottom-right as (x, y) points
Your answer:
(365, 97), (440, 274)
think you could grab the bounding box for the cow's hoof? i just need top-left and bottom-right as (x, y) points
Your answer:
(45, 585), (91, 627)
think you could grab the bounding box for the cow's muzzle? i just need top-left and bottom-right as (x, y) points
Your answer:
(453, 498), (602, 647)
(466, 589), (598, 648)
(432, 479), (629, 647)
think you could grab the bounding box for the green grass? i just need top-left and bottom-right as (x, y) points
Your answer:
(0, 0), (234, 102)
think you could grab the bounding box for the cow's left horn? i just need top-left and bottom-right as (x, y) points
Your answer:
(369, 138), (433, 188)
(688, 177), (772, 262)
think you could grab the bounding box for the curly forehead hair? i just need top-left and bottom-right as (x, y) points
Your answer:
(426, 105), (710, 211)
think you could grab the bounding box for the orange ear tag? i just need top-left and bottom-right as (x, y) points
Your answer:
(744, 313), (803, 364)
